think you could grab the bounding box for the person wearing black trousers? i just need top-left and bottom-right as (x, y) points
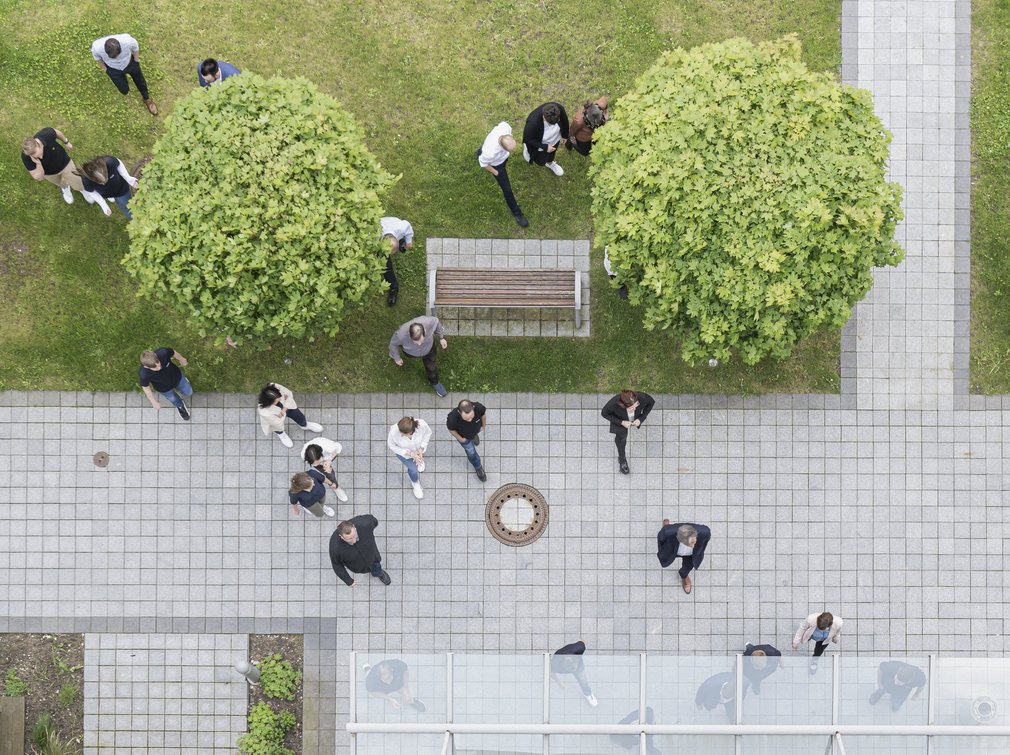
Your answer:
(522, 102), (569, 176)
(657, 520), (711, 595)
(550, 640), (598, 706)
(478, 121), (528, 227)
(329, 515), (391, 586)
(601, 390), (655, 474)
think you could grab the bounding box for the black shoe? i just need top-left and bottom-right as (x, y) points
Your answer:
(387, 290), (398, 306)
(619, 459), (630, 475)
(476, 467), (487, 482)
(618, 285), (629, 300)
(473, 435), (480, 446)
(410, 698), (426, 713)
(513, 213), (529, 228)
(178, 402), (191, 421)
(376, 570), (391, 585)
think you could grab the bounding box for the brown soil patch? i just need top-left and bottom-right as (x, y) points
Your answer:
(249, 634), (304, 755)
(0, 238), (39, 298)
(0, 633), (84, 752)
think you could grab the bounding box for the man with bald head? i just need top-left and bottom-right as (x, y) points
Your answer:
(478, 120), (528, 227)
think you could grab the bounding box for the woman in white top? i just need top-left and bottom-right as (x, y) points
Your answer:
(302, 438), (348, 503)
(257, 383), (322, 448)
(387, 416), (432, 499)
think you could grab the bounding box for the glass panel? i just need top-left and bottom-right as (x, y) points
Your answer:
(355, 653), (446, 724)
(933, 737), (1010, 754)
(551, 733), (639, 754)
(647, 655), (739, 723)
(453, 733), (542, 753)
(453, 654), (543, 723)
(549, 654), (639, 724)
(654, 734), (736, 753)
(741, 654), (832, 724)
(934, 657), (1010, 725)
(842, 735), (926, 754)
(355, 733), (447, 754)
(839, 656), (929, 724)
(743, 735), (833, 754)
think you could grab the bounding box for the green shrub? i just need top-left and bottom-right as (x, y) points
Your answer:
(237, 702), (296, 755)
(30, 713), (79, 755)
(4, 667), (28, 696)
(258, 654), (302, 701)
(125, 73), (397, 345)
(57, 682), (78, 707)
(591, 35), (903, 365)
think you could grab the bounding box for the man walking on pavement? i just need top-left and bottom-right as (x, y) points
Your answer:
(601, 390), (655, 474)
(329, 515), (391, 587)
(389, 315), (449, 397)
(446, 398), (488, 481)
(657, 519), (711, 595)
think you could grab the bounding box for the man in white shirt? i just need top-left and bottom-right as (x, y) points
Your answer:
(91, 33), (158, 115)
(380, 216), (413, 306)
(477, 121), (528, 227)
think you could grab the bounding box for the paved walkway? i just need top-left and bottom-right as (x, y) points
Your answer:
(0, 2), (983, 754)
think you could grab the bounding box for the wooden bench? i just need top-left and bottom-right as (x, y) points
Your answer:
(427, 268), (582, 328)
(0, 696), (25, 755)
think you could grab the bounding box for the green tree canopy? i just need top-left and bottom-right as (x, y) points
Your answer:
(591, 36), (903, 365)
(125, 73), (396, 344)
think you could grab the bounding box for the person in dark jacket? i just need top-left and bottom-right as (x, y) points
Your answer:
(329, 515), (391, 586)
(522, 102), (569, 176)
(363, 659), (426, 712)
(609, 707), (663, 754)
(869, 661), (927, 711)
(601, 390), (655, 474)
(695, 671), (737, 722)
(76, 155), (138, 219)
(657, 520), (711, 594)
(288, 471), (334, 519)
(743, 643), (782, 694)
(550, 640), (598, 706)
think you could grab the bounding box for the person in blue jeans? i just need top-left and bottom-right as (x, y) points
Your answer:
(139, 347), (193, 420)
(446, 399), (487, 481)
(387, 417), (432, 500)
(77, 156), (138, 220)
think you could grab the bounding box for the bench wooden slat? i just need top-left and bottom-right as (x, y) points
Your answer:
(0, 696), (25, 755)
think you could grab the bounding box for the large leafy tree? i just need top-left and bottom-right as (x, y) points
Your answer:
(125, 74), (396, 343)
(591, 36), (903, 365)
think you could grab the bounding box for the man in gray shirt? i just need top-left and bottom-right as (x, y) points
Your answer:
(389, 315), (449, 397)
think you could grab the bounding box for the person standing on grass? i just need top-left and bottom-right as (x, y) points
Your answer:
(601, 390), (655, 474)
(477, 121), (528, 227)
(446, 398), (487, 481)
(389, 315), (448, 397)
(302, 438), (349, 503)
(550, 639), (598, 707)
(91, 33), (158, 115)
(21, 127), (86, 205)
(256, 383), (323, 448)
(522, 102), (569, 176)
(288, 471), (335, 519)
(380, 216), (413, 307)
(76, 156), (139, 220)
(329, 515), (391, 586)
(387, 416), (432, 500)
(566, 97), (609, 156)
(657, 520), (711, 595)
(197, 57), (241, 87)
(138, 347), (193, 420)
(363, 659), (427, 712)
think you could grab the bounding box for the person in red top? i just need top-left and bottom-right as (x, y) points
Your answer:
(567, 97), (610, 156)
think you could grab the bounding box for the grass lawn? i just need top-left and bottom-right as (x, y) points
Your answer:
(970, 0), (1010, 393)
(0, 0), (841, 395)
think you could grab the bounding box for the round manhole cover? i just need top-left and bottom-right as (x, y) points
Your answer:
(485, 483), (548, 546)
(93, 451), (109, 468)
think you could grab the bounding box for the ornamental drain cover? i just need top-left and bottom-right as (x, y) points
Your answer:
(486, 483), (548, 546)
(93, 451), (110, 468)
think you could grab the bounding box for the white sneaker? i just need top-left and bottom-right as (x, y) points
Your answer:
(547, 161), (564, 176)
(334, 486), (349, 502)
(585, 693), (598, 707)
(416, 459), (426, 473)
(277, 432), (294, 448)
(61, 186), (74, 204)
(303, 421), (323, 433)
(411, 481), (424, 499)
(522, 143), (530, 163)
(322, 505), (335, 517)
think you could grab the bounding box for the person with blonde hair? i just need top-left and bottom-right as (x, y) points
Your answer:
(77, 156), (138, 219)
(387, 416), (432, 499)
(21, 127), (85, 205)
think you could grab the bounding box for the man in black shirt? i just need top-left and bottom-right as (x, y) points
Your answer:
(446, 399), (487, 481)
(550, 640), (598, 706)
(329, 515), (391, 587)
(138, 347), (193, 420)
(21, 127), (85, 205)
